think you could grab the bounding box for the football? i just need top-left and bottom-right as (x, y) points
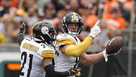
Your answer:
(106, 36), (123, 55)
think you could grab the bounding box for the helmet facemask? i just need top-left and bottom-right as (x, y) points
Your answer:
(62, 12), (83, 35)
(65, 23), (82, 35)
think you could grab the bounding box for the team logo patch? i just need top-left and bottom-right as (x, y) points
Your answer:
(41, 26), (49, 34)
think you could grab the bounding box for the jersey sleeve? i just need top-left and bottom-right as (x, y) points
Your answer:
(56, 34), (76, 47)
(56, 34), (94, 57)
(38, 45), (55, 61)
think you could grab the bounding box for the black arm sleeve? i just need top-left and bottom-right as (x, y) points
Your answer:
(45, 64), (70, 77)
(17, 32), (25, 45)
(17, 22), (27, 45)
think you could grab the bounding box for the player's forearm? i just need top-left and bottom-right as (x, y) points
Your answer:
(17, 23), (26, 45)
(80, 52), (104, 64)
(17, 33), (25, 45)
(45, 65), (71, 77)
(64, 36), (93, 57)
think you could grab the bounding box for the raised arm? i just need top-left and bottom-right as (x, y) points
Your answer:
(60, 21), (101, 57)
(17, 23), (26, 45)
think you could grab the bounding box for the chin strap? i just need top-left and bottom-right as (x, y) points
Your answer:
(102, 49), (108, 62)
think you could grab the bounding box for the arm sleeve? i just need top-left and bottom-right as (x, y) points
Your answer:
(45, 65), (70, 77)
(17, 32), (25, 45)
(63, 36), (93, 57)
(17, 23), (27, 45)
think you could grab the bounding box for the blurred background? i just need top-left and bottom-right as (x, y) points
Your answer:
(0, 0), (135, 77)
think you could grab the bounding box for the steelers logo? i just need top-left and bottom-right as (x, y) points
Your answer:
(71, 14), (79, 22)
(41, 26), (49, 34)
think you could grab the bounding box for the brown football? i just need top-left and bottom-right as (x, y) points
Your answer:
(106, 36), (123, 55)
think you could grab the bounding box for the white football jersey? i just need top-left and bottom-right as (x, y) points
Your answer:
(55, 33), (80, 74)
(19, 37), (55, 77)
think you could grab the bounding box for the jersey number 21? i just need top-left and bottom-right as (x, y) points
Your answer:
(20, 52), (33, 77)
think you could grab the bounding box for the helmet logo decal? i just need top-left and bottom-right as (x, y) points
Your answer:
(71, 14), (78, 22)
(41, 26), (49, 34)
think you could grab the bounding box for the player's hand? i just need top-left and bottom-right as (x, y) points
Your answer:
(89, 20), (101, 38)
(68, 68), (81, 76)
(20, 22), (26, 34)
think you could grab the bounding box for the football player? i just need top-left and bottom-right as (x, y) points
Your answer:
(18, 21), (56, 77)
(49, 12), (122, 77)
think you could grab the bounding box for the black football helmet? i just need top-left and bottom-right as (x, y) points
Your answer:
(62, 12), (83, 35)
(32, 21), (56, 44)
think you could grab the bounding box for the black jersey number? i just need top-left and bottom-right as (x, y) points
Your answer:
(20, 52), (33, 77)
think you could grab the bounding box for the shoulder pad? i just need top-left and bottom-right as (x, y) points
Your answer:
(20, 38), (39, 52)
(38, 44), (55, 59)
(56, 33), (74, 41)
(56, 33), (77, 46)
(56, 33), (68, 40)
